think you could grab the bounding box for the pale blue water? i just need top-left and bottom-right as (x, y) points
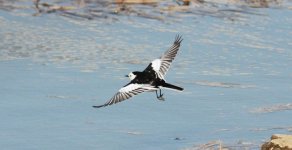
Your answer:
(0, 1), (292, 149)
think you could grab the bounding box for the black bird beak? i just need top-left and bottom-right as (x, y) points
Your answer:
(125, 75), (129, 77)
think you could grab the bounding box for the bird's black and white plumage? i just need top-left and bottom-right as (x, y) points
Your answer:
(93, 35), (183, 108)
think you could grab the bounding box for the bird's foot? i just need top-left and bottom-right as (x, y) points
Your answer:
(157, 96), (165, 101)
(157, 94), (165, 101)
(156, 90), (165, 101)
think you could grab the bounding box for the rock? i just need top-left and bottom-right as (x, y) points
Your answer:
(262, 134), (292, 150)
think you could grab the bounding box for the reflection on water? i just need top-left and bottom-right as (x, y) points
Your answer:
(0, 0), (292, 150)
(250, 103), (292, 113)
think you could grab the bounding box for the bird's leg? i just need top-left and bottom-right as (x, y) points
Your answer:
(156, 89), (165, 101)
(159, 89), (163, 97)
(156, 90), (159, 98)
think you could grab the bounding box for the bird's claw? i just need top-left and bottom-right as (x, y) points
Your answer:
(157, 94), (165, 101)
(156, 89), (165, 101)
(158, 96), (165, 101)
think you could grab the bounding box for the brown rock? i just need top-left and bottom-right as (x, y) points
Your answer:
(262, 134), (292, 150)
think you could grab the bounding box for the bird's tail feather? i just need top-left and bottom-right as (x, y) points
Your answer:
(162, 82), (183, 91)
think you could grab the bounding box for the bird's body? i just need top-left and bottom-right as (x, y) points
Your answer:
(93, 35), (183, 108)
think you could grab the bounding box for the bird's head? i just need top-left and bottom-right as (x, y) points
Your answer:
(125, 72), (137, 80)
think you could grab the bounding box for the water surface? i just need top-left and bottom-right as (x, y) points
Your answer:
(0, 1), (292, 149)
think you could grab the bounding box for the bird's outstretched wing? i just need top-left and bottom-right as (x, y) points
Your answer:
(143, 35), (183, 79)
(158, 35), (183, 78)
(93, 83), (157, 108)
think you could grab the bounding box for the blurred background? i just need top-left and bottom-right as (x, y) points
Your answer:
(0, 0), (292, 149)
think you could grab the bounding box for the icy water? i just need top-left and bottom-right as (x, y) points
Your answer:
(1, 1), (292, 149)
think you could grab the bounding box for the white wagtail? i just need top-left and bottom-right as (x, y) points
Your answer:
(93, 35), (183, 108)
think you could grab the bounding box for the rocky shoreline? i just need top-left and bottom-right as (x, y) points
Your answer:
(182, 134), (292, 150)
(262, 134), (292, 150)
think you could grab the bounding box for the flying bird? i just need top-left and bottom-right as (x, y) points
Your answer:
(93, 35), (183, 108)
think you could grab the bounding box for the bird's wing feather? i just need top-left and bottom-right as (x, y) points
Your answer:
(158, 35), (183, 79)
(143, 35), (183, 79)
(93, 83), (157, 108)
